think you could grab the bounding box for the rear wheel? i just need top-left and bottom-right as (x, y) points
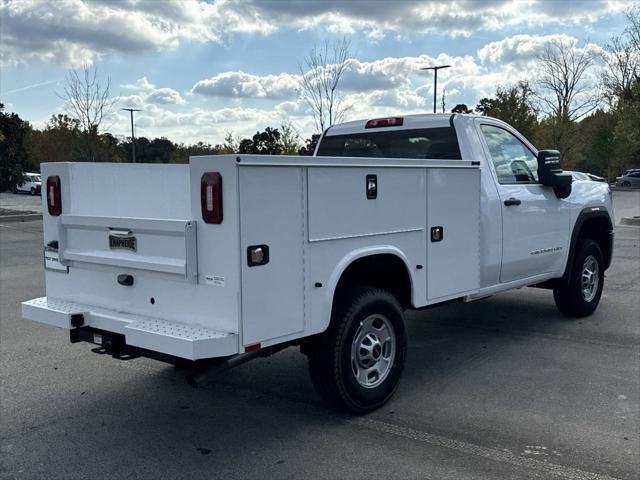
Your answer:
(308, 287), (406, 413)
(30, 187), (36, 195)
(553, 239), (604, 317)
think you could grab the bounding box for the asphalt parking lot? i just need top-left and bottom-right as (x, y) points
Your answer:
(1, 193), (638, 480)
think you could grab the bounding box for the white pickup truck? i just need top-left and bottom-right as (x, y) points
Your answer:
(22, 113), (614, 412)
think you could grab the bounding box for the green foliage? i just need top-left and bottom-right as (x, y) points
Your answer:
(451, 104), (472, 114)
(280, 122), (302, 154)
(298, 134), (320, 156)
(611, 81), (640, 173)
(0, 104), (31, 191)
(238, 127), (284, 154)
(476, 82), (538, 139)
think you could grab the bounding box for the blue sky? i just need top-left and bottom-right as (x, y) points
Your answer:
(0, 0), (633, 144)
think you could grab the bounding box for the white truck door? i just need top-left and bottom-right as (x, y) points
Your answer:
(477, 122), (571, 283)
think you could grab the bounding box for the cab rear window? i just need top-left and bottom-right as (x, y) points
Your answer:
(316, 127), (461, 160)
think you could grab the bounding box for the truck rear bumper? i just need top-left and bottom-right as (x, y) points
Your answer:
(22, 297), (239, 360)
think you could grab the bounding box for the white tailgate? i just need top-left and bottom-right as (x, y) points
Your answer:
(59, 215), (197, 282)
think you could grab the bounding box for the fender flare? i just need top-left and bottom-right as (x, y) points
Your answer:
(320, 246), (415, 331)
(564, 206), (614, 278)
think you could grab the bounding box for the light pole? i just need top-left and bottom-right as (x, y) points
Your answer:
(121, 108), (141, 163)
(421, 65), (451, 113)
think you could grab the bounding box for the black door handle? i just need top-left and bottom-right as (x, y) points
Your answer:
(504, 198), (521, 206)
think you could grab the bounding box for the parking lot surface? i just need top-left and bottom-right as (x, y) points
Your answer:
(0, 193), (42, 214)
(1, 193), (638, 480)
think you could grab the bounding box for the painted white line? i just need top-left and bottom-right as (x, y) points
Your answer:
(350, 417), (621, 480)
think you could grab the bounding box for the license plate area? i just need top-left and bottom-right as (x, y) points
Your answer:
(109, 234), (137, 251)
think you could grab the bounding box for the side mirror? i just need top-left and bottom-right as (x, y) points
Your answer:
(537, 150), (572, 199)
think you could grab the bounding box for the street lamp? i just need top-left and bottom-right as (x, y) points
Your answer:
(121, 108), (142, 163)
(420, 65), (451, 113)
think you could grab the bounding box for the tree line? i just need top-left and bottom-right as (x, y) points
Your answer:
(1, 7), (638, 191)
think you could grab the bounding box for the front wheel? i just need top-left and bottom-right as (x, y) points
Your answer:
(621, 181), (631, 187)
(553, 239), (604, 317)
(308, 287), (407, 413)
(30, 187), (36, 195)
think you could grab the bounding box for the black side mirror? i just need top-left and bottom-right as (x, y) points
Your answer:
(537, 150), (572, 199)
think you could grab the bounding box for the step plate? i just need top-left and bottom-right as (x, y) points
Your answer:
(22, 296), (238, 360)
(22, 297), (89, 329)
(125, 318), (238, 360)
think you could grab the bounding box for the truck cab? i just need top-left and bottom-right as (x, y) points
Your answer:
(22, 113), (614, 412)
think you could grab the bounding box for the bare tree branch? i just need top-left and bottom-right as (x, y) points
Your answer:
(299, 38), (351, 132)
(601, 34), (639, 104)
(535, 38), (600, 163)
(536, 39), (599, 122)
(57, 65), (116, 161)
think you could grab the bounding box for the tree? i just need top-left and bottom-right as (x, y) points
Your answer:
(25, 114), (81, 168)
(611, 80), (640, 174)
(280, 121), (301, 154)
(572, 109), (616, 179)
(299, 38), (351, 132)
(535, 39), (599, 165)
(602, 35), (639, 103)
(298, 134), (320, 156)
(536, 39), (599, 122)
(626, 5), (640, 53)
(0, 104), (31, 191)
(451, 104), (472, 114)
(475, 82), (538, 139)
(238, 127), (283, 154)
(59, 65), (116, 161)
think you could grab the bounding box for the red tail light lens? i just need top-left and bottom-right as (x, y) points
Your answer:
(201, 172), (223, 224)
(46, 176), (62, 216)
(365, 117), (404, 128)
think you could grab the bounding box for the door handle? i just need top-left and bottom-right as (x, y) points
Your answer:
(504, 198), (521, 206)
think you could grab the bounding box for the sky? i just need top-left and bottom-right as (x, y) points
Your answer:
(0, 0), (634, 145)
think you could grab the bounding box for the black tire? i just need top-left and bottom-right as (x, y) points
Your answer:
(621, 181), (631, 187)
(553, 239), (604, 317)
(307, 287), (407, 413)
(30, 187), (36, 195)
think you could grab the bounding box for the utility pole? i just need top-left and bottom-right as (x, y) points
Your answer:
(121, 108), (141, 163)
(421, 65), (451, 113)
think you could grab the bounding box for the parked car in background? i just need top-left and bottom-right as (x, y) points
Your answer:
(14, 173), (41, 195)
(616, 170), (640, 187)
(569, 172), (607, 183)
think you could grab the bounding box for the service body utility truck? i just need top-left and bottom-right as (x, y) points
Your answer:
(23, 114), (614, 412)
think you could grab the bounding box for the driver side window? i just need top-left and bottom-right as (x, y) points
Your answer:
(480, 125), (538, 184)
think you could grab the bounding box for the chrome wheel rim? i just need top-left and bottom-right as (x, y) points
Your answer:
(581, 255), (599, 302)
(351, 314), (396, 389)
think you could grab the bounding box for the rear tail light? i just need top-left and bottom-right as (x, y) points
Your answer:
(365, 117), (404, 128)
(46, 176), (61, 216)
(201, 172), (223, 224)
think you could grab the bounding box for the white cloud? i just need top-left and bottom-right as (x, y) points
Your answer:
(191, 71), (300, 99)
(0, 0), (626, 68)
(121, 77), (186, 105)
(250, 0), (627, 38)
(0, 0), (274, 67)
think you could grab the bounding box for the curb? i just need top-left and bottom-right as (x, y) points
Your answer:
(620, 217), (640, 226)
(0, 213), (42, 223)
(611, 186), (640, 192)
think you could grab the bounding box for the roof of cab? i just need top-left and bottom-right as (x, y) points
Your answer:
(325, 113), (479, 136)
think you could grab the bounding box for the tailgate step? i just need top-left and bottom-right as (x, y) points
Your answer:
(124, 318), (237, 360)
(22, 297), (238, 360)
